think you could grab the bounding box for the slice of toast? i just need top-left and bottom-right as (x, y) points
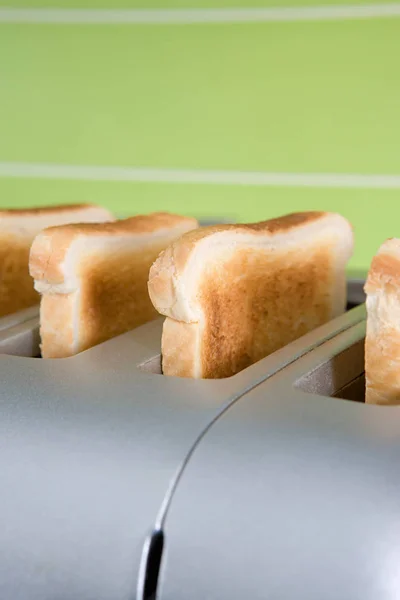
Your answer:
(364, 238), (400, 405)
(148, 212), (353, 379)
(0, 204), (113, 317)
(30, 212), (198, 358)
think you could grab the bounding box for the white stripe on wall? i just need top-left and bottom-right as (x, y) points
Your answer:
(0, 5), (400, 24)
(1, 162), (400, 189)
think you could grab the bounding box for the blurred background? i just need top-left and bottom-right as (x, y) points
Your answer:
(0, 0), (399, 273)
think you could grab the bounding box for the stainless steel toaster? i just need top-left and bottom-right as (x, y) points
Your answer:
(2, 277), (393, 600)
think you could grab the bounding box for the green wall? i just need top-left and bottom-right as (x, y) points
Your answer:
(1, 2), (399, 271)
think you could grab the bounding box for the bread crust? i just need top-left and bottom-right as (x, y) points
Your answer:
(30, 213), (198, 284)
(0, 203), (113, 318)
(365, 239), (400, 405)
(0, 204), (96, 217)
(30, 212), (198, 358)
(149, 211), (353, 379)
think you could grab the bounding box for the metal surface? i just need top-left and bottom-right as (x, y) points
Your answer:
(0, 279), (368, 600)
(0, 312), (360, 600)
(0, 318), (240, 600)
(0, 305), (39, 332)
(0, 317), (41, 356)
(158, 305), (400, 600)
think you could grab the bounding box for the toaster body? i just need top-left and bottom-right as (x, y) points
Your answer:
(1, 278), (388, 600)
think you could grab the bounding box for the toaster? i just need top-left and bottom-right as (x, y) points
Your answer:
(2, 276), (393, 600)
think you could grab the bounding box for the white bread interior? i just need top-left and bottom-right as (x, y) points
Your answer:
(0, 204), (113, 317)
(30, 212), (198, 358)
(364, 238), (400, 405)
(148, 212), (354, 379)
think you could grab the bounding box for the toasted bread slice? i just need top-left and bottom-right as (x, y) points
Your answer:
(364, 238), (400, 405)
(148, 212), (353, 379)
(30, 212), (198, 358)
(0, 204), (113, 317)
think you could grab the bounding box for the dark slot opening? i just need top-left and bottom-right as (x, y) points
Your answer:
(346, 278), (365, 311)
(142, 530), (164, 600)
(333, 373), (365, 402)
(346, 302), (361, 311)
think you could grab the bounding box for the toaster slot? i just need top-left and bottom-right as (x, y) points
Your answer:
(346, 277), (365, 310)
(0, 279), (365, 367)
(333, 372), (365, 403)
(294, 324), (366, 403)
(138, 277), (366, 378)
(139, 355), (162, 375)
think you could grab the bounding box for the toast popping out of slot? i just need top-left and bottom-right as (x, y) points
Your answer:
(365, 238), (400, 405)
(0, 204), (113, 318)
(30, 212), (198, 358)
(148, 212), (354, 379)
